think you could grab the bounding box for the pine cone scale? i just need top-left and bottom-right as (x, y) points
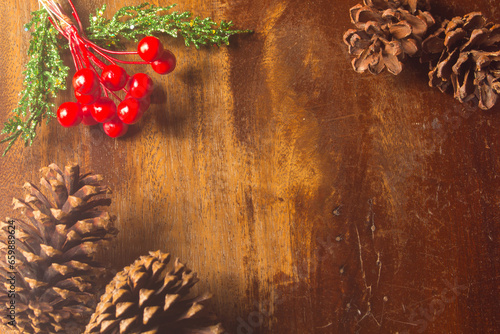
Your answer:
(401, 38), (419, 55)
(445, 28), (468, 49)
(461, 29), (488, 52)
(64, 164), (80, 195)
(119, 316), (138, 333)
(24, 183), (53, 209)
(389, 22), (412, 39)
(115, 302), (135, 318)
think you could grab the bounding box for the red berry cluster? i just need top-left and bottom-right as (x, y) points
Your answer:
(56, 36), (176, 138)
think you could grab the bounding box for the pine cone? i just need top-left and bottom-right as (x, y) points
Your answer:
(0, 163), (118, 333)
(343, 0), (435, 75)
(422, 12), (500, 110)
(85, 250), (223, 334)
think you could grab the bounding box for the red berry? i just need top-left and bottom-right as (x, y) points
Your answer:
(137, 36), (164, 62)
(125, 92), (150, 112)
(128, 73), (154, 98)
(151, 50), (176, 75)
(139, 96), (151, 112)
(57, 102), (83, 127)
(117, 98), (144, 124)
(73, 68), (99, 94)
(103, 117), (128, 138)
(91, 97), (117, 123)
(81, 104), (98, 126)
(101, 65), (129, 91)
(75, 85), (101, 105)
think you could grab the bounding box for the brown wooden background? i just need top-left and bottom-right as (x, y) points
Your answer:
(0, 0), (499, 333)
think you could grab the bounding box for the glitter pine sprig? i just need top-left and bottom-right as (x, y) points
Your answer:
(87, 3), (253, 49)
(1, 1), (251, 156)
(0, 9), (68, 155)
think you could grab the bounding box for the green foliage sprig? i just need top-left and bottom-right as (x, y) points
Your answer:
(1, 10), (68, 155)
(87, 3), (252, 49)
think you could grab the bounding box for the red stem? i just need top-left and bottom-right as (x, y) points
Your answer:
(48, 17), (68, 39)
(89, 47), (117, 66)
(70, 33), (91, 68)
(69, 44), (82, 70)
(68, 37), (85, 70)
(87, 62), (108, 98)
(82, 36), (137, 55)
(106, 87), (122, 102)
(66, 0), (84, 34)
(87, 51), (108, 70)
(76, 34), (146, 66)
(90, 44), (148, 65)
(107, 58), (150, 65)
(73, 44), (89, 71)
(85, 61), (124, 103)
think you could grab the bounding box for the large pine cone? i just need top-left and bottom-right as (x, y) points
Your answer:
(0, 163), (118, 333)
(85, 250), (223, 334)
(343, 0), (435, 74)
(422, 12), (500, 110)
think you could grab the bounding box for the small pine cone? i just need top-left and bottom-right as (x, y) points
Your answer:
(343, 0), (435, 75)
(0, 163), (118, 333)
(85, 250), (223, 334)
(421, 12), (500, 110)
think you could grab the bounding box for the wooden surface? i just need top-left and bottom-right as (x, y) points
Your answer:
(0, 0), (499, 333)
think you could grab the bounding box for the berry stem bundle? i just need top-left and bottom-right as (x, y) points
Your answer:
(39, 0), (168, 137)
(41, 0), (146, 97)
(1, 0), (252, 155)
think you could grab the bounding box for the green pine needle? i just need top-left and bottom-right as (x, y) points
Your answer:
(87, 3), (252, 49)
(1, 10), (68, 156)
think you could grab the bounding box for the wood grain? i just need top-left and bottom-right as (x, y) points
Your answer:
(0, 0), (498, 333)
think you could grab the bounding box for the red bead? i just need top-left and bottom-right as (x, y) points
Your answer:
(73, 68), (99, 94)
(128, 73), (154, 98)
(137, 36), (164, 62)
(57, 102), (83, 127)
(124, 93), (150, 112)
(81, 104), (98, 126)
(103, 117), (128, 138)
(139, 96), (151, 112)
(101, 65), (129, 91)
(117, 98), (144, 124)
(151, 50), (176, 75)
(75, 85), (101, 105)
(91, 97), (117, 123)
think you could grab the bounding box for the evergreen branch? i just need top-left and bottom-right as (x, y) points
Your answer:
(86, 3), (252, 49)
(1, 10), (68, 156)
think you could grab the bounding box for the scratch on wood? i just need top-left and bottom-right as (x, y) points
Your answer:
(353, 199), (388, 330)
(384, 317), (418, 327)
(376, 252), (382, 288)
(369, 312), (381, 327)
(355, 224), (371, 295)
(368, 198), (376, 240)
(316, 322), (333, 329)
(355, 303), (371, 326)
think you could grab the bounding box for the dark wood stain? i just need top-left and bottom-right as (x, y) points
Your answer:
(0, 0), (498, 333)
